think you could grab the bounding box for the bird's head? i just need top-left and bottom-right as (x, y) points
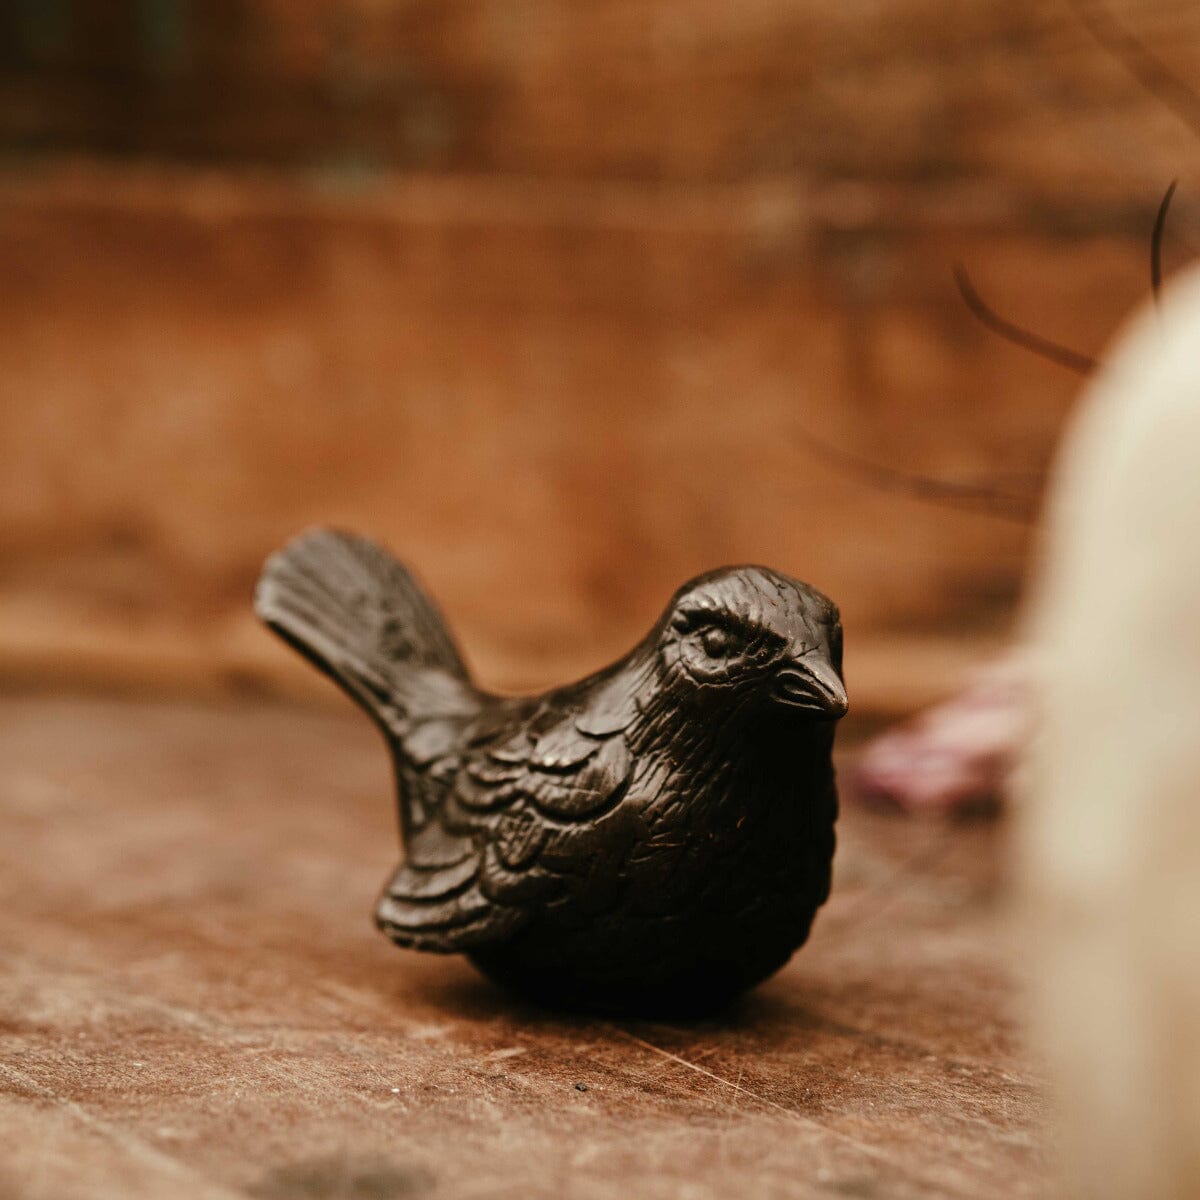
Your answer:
(656, 566), (847, 723)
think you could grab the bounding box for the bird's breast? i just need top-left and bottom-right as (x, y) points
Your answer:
(618, 756), (835, 921)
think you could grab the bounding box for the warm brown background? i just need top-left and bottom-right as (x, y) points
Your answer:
(3, 8), (1199, 1199)
(2, 0), (1198, 711)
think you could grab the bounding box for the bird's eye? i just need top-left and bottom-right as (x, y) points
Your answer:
(701, 626), (741, 658)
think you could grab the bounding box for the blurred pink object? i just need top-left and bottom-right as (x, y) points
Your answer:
(854, 656), (1029, 815)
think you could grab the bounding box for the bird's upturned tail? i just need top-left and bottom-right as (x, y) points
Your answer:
(254, 529), (470, 727)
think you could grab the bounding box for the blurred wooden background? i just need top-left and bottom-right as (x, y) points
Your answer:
(1, 0), (1197, 712)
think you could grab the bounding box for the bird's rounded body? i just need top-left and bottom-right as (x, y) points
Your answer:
(257, 532), (845, 1015)
(469, 719), (837, 1013)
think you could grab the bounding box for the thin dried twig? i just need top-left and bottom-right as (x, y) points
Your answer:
(1069, 0), (1200, 142)
(808, 5), (1197, 526)
(953, 264), (1099, 375)
(796, 425), (1037, 523)
(1152, 179), (1179, 307)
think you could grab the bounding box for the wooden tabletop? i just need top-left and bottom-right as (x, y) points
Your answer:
(0, 694), (1045, 1200)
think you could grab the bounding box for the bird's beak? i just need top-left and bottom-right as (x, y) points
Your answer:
(772, 656), (848, 719)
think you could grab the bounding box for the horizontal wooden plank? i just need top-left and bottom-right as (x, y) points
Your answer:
(0, 0), (1198, 196)
(2, 161), (1187, 707)
(2, 0), (1199, 707)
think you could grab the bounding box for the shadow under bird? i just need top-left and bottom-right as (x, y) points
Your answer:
(256, 530), (847, 1015)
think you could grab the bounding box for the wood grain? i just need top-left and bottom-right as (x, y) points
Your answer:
(0, 694), (1045, 1200)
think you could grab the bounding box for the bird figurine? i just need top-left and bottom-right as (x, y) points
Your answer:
(256, 529), (847, 1015)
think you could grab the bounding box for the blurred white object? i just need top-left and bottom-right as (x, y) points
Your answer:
(1022, 263), (1200, 1200)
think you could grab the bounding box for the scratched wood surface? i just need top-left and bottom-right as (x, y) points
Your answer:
(0, 693), (1045, 1200)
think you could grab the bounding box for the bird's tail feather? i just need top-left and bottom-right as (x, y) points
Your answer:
(255, 529), (470, 725)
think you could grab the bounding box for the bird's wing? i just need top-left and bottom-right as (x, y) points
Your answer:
(375, 700), (637, 952)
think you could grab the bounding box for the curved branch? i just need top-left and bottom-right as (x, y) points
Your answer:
(796, 425), (1038, 524)
(954, 265), (1099, 376)
(1069, 0), (1200, 142)
(1152, 179), (1178, 309)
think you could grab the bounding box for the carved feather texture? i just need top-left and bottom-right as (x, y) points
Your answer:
(257, 531), (845, 1013)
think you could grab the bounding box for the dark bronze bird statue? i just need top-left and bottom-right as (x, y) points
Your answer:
(256, 529), (847, 1015)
